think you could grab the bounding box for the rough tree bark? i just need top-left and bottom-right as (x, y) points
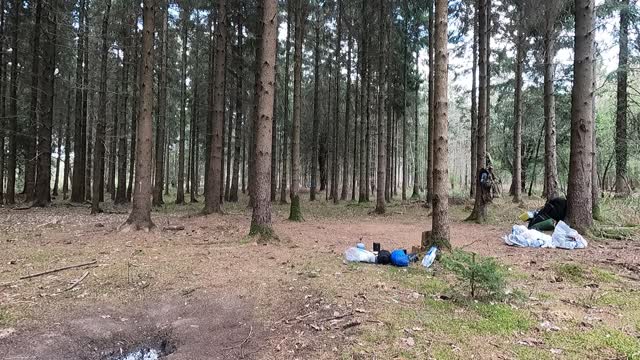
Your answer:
(203, 0), (227, 215)
(468, 0), (489, 223)
(25, 0), (42, 203)
(614, 0), (629, 196)
(289, 0), (305, 221)
(341, 30), (352, 201)
(470, 5), (478, 198)
(63, 75), (71, 200)
(425, 0), (434, 206)
(5, 0), (20, 205)
(512, 12), (524, 204)
(122, 0), (156, 232)
(33, 0), (57, 207)
(429, 0), (451, 248)
(543, 2), (559, 199)
(230, 16), (243, 203)
(310, 24), (320, 201)
(0, 0), (5, 204)
(280, 0), (292, 205)
(177, 4), (189, 205)
(71, 0), (86, 203)
(152, 1), (167, 207)
(91, 0), (111, 214)
(411, 49), (420, 199)
(566, 0), (594, 233)
(115, 10), (132, 205)
(331, 0), (342, 204)
(374, 0), (387, 215)
(358, 0), (368, 203)
(250, 0), (277, 239)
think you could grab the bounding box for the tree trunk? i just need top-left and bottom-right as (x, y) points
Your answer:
(468, 0), (489, 222)
(401, 4), (408, 201)
(567, 0), (594, 233)
(63, 74), (71, 200)
(190, 78), (200, 203)
(425, 0), (435, 206)
(33, 0), (57, 207)
(91, 0), (111, 214)
(122, 0), (156, 231)
(25, 0), (42, 203)
(310, 24), (320, 201)
(485, 0), (492, 155)
(0, 0), (5, 204)
(331, 0), (342, 204)
(592, 46), (600, 219)
(5, 0), (20, 205)
(543, 8), (559, 199)
(352, 67), (359, 201)
(430, 0), (451, 248)
(614, 0), (629, 196)
(289, 0), (305, 221)
(176, 5), (188, 204)
(52, 96), (63, 197)
(250, 0), (277, 239)
(108, 82), (118, 200)
(224, 77), (233, 202)
(82, 13), (90, 202)
(71, 0), (86, 203)
(411, 48), (420, 199)
(358, 0), (367, 203)
(203, 0), (227, 215)
(127, 26), (140, 202)
(280, 1), (292, 205)
(152, 2), (167, 206)
(115, 13), (131, 205)
(374, 0), (387, 215)
(511, 14), (524, 204)
(470, 6), (478, 198)
(230, 16), (243, 203)
(341, 30), (352, 201)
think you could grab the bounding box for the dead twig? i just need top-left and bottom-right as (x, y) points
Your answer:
(64, 271), (89, 291)
(163, 225), (185, 231)
(341, 320), (362, 329)
(20, 260), (97, 280)
(318, 311), (353, 323)
(222, 324), (253, 358)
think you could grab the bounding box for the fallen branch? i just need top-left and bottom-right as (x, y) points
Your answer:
(163, 225), (185, 231)
(221, 324), (253, 355)
(341, 320), (362, 329)
(64, 271), (89, 291)
(318, 312), (352, 323)
(20, 260), (97, 280)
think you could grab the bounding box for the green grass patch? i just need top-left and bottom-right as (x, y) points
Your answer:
(591, 267), (620, 283)
(545, 327), (640, 359)
(513, 345), (552, 360)
(0, 307), (13, 326)
(553, 263), (585, 283)
(385, 266), (448, 295)
(470, 303), (532, 335)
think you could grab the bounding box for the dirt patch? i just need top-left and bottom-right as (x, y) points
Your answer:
(0, 294), (262, 360)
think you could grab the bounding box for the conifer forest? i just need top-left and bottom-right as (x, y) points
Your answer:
(1, 0), (640, 358)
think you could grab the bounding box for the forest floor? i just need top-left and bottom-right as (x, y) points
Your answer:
(0, 192), (639, 359)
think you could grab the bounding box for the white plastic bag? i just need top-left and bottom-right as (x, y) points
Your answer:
(504, 225), (553, 248)
(421, 246), (438, 268)
(551, 221), (588, 249)
(344, 247), (377, 263)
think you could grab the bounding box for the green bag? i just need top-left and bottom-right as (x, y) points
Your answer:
(530, 218), (555, 231)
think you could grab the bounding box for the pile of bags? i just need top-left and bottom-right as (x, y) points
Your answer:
(344, 243), (439, 268)
(504, 221), (588, 250)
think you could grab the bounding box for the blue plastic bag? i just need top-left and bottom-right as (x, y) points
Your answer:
(390, 249), (410, 267)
